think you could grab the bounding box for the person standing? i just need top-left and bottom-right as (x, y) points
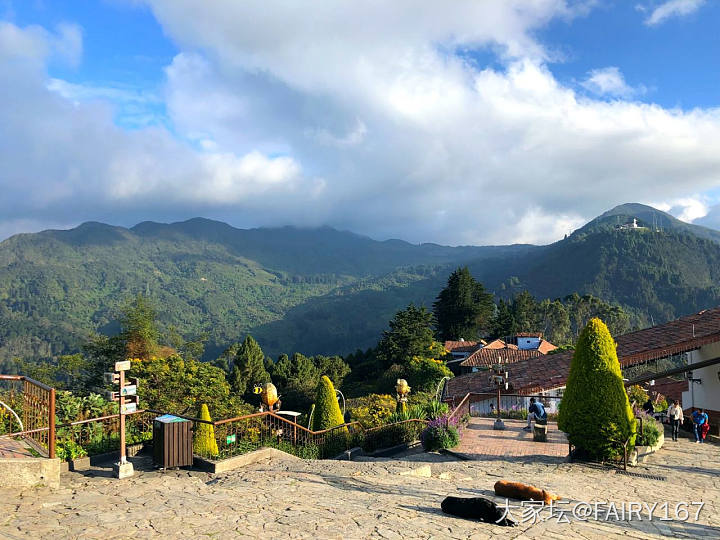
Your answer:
(523, 397), (547, 431)
(692, 408), (709, 443)
(666, 400), (683, 441)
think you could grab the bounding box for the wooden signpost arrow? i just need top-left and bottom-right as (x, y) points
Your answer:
(108, 360), (138, 479)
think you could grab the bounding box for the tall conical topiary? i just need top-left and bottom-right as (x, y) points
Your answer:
(312, 376), (345, 431)
(558, 318), (636, 460)
(194, 403), (219, 457)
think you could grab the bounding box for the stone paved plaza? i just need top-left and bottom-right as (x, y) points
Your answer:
(454, 418), (569, 459)
(1, 429), (718, 539)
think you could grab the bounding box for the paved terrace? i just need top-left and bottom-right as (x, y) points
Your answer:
(454, 418), (568, 459)
(1, 426), (718, 539)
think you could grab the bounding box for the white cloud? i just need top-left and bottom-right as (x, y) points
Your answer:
(581, 67), (644, 98)
(4, 3), (720, 246)
(644, 0), (706, 26)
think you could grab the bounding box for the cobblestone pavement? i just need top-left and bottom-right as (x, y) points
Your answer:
(454, 418), (569, 459)
(1, 431), (718, 539)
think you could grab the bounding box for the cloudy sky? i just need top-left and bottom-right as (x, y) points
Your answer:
(2, 0), (720, 245)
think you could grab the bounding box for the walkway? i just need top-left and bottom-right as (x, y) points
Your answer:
(454, 417), (568, 460)
(0, 437), (37, 459)
(2, 426), (718, 538)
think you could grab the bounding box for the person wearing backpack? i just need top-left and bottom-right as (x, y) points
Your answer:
(692, 409), (709, 443)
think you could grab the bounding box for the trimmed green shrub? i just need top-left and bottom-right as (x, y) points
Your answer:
(558, 318), (636, 460)
(194, 403), (219, 457)
(312, 376), (345, 431)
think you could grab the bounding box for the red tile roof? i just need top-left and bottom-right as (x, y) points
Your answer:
(446, 306), (720, 399)
(614, 307), (720, 366)
(444, 340), (484, 353)
(537, 339), (558, 354)
(459, 347), (542, 368)
(484, 339), (518, 350)
(515, 332), (543, 338)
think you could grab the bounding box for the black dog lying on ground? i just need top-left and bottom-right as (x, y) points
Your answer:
(441, 496), (517, 527)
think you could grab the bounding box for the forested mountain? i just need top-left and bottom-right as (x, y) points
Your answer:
(0, 218), (533, 365)
(3, 203), (720, 366)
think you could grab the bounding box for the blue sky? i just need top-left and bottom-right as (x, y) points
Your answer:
(2, 0), (720, 244)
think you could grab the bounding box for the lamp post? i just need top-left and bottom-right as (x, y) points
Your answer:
(336, 389), (346, 415)
(435, 376), (451, 403)
(489, 362), (509, 430)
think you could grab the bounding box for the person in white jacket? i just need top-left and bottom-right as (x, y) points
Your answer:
(667, 400), (684, 441)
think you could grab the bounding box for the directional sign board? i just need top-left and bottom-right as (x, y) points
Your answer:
(120, 385), (137, 397)
(115, 360), (131, 372)
(104, 390), (120, 401)
(120, 402), (137, 414)
(104, 372), (120, 385)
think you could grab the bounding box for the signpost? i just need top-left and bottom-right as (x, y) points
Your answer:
(107, 361), (138, 479)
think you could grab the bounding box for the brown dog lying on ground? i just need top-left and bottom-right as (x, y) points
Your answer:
(494, 480), (561, 504)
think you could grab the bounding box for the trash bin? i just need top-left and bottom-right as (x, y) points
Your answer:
(153, 414), (193, 469)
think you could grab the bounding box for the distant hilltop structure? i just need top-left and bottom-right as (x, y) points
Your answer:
(615, 217), (648, 231)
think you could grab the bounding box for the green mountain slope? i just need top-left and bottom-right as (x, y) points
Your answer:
(472, 204), (720, 324)
(3, 204), (720, 366)
(0, 219), (533, 364)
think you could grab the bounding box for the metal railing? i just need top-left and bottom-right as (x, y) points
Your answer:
(55, 410), (155, 458)
(447, 392), (563, 420)
(0, 375), (56, 458)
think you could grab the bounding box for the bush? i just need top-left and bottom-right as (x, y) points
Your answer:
(361, 422), (425, 453)
(347, 394), (395, 428)
(56, 440), (88, 461)
(626, 385), (649, 407)
(634, 410), (662, 447)
(193, 403), (219, 457)
(420, 415), (460, 451)
(312, 376), (345, 431)
(424, 400), (449, 420)
(387, 404), (427, 424)
(558, 318), (636, 461)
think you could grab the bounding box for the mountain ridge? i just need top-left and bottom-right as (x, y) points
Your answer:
(2, 203), (720, 364)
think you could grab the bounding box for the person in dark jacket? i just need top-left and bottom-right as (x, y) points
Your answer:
(523, 397), (547, 431)
(643, 397), (655, 415)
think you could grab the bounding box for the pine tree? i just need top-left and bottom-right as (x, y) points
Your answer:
(193, 403), (219, 457)
(376, 304), (435, 369)
(312, 375), (345, 431)
(433, 267), (494, 341)
(558, 318), (637, 460)
(231, 335), (271, 401)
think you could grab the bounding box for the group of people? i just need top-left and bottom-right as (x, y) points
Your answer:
(657, 399), (710, 443)
(522, 395), (713, 444)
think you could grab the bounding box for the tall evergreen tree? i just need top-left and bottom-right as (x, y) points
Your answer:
(557, 318), (636, 460)
(230, 335), (271, 400)
(433, 267), (494, 341)
(121, 294), (159, 360)
(376, 304), (435, 368)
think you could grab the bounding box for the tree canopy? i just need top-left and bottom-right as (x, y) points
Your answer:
(433, 266), (494, 341)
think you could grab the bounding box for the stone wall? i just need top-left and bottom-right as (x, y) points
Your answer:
(0, 458), (60, 489)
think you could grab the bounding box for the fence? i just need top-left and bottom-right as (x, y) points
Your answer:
(55, 410), (155, 459)
(447, 392), (562, 421)
(0, 375), (55, 458)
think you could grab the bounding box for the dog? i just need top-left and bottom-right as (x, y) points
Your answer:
(440, 496), (517, 526)
(493, 480), (560, 504)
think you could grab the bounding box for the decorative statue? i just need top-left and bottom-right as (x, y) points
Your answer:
(395, 379), (411, 413)
(253, 382), (280, 412)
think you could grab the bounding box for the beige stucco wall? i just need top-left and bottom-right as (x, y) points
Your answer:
(0, 458), (60, 489)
